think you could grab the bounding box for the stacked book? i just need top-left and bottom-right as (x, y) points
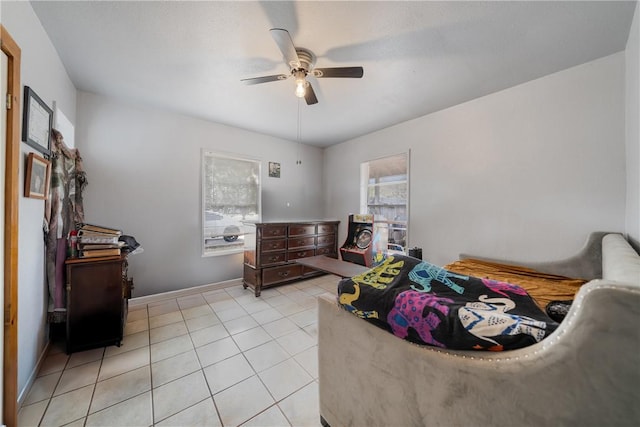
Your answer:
(77, 223), (124, 258)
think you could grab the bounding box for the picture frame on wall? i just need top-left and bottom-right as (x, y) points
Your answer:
(25, 152), (51, 200)
(22, 86), (53, 158)
(269, 162), (281, 178)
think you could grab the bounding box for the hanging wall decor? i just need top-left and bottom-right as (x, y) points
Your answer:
(22, 86), (53, 158)
(269, 162), (281, 178)
(25, 152), (51, 200)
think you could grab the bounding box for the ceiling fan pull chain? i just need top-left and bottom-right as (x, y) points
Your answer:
(297, 98), (302, 165)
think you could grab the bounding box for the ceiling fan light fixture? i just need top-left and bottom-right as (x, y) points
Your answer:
(293, 69), (308, 98)
(295, 78), (307, 98)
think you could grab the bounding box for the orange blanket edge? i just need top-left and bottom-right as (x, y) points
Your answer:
(444, 258), (587, 311)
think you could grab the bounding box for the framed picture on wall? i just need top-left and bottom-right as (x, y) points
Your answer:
(22, 86), (53, 158)
(25, 152), (51, 200)
(269, 162), (281, 178)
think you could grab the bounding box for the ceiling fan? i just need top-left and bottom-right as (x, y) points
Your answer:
(241, 28), (364, 105)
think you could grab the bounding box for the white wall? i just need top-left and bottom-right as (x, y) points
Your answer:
(626, 4), (640, 250)
(75, 91), (325, 297)
(325, 53), (627, 267)
(1, 1), (77, 399)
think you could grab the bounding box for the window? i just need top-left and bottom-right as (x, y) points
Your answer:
(202, 151), (261, 256)
(360, 152), (409, 252)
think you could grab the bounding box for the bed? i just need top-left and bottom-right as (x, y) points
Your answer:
(318, 232), (640, 426)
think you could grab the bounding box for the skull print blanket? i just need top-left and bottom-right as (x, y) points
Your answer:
(336, 254), (559, 351)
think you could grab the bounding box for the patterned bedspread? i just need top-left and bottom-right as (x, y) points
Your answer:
(337, 254), (559, 351)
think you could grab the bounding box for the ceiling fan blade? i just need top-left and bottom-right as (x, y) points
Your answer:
(241, 74), (289, 85)
(312, 67), (364, 78)
(270, 28), (300, 68)
(305, 82), (318, 105)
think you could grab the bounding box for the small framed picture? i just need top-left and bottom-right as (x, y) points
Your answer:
(25, 152), (51, 200)
(269, 162), (281, 178)
(22, 86), (53, 158)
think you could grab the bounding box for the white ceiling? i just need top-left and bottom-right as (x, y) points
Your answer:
(31, 1), (637, 147)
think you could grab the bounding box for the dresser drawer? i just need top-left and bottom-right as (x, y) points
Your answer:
(316, 246), (335, 256)
(261, 239), (286, 253)
(261, 252), (286, 267)
(263, 264), (303, 285)
(317, 223), (336, 234)
(289, 224), (316, 237)
(317, 234), (335, 246)
(288, 236), (315, 249)
(287, 249), (315, 261)
(260, 225), (287, 238)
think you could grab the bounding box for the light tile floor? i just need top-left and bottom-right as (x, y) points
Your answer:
(18, 275), (340, 427)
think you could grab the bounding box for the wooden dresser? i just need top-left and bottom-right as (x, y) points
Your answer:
(243, 220), (339, 296)
(65, 255), (132, 353)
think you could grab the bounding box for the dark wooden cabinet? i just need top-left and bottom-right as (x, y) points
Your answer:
(65, 255), (131, 353)
(243, 220), (339, 296)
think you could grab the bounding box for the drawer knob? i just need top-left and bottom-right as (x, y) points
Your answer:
(278, 271), (290, 277)
(269, 256), (279, 262)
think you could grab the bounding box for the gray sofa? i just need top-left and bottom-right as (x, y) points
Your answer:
(318, 232), (640, 426)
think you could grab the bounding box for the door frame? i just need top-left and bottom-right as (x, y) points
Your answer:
(1, 24), (21, 427)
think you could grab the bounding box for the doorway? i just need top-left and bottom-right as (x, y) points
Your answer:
(1, 24), (21, 427)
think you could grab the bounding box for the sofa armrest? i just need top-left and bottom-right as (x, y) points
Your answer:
(460, 231), (611, 280)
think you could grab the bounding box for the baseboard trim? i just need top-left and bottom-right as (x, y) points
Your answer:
(18, 340), (52, 406)
(128, 278), (243, 307)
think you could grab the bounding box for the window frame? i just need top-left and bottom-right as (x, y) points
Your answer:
(201, 149), (262, 257)
(360, 151), (410, 252)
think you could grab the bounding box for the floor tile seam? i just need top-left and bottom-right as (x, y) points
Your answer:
(273, 377), (317, 405)
(247, 349), (298, 374)
(147, 313), (186, 328)
(102, 343), (149, 360)
(179, 306), (216, 320)
(274, 323), (316, 341)
(237, 402), (292, 427)
(292, 352), (319, 379)
(219, 318), (261, 337)
(202, 360), (257, 398)
(204, 375), (229, 427)
(177, 298), (209, 307)
(87, 386), (151, 418)
(23, 365), (66, 426)
(22, 368), (65, 407)
(229, 333), (273, 353)
(177, 303), (212, 313)
(150, 344), (195, 366)
(93, 363), (151, 388)
(185, 321), (224, 335)
(152, 395), (217, 426)
(147, 316), (186, 330)
(252, 363), (316, 408)
(209, 375), (278, 427)
(188, 329), (231, 350)
(52, 356), (102, 399)
(58, 381), (96, 426)
(65, 351), (105, 370)
(274, 401), (297, 427)
(149, 329), (190, 346)
(195, 347), (244, 371)
(150, 354), (204, 390)
(232, 402), (293, 427)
